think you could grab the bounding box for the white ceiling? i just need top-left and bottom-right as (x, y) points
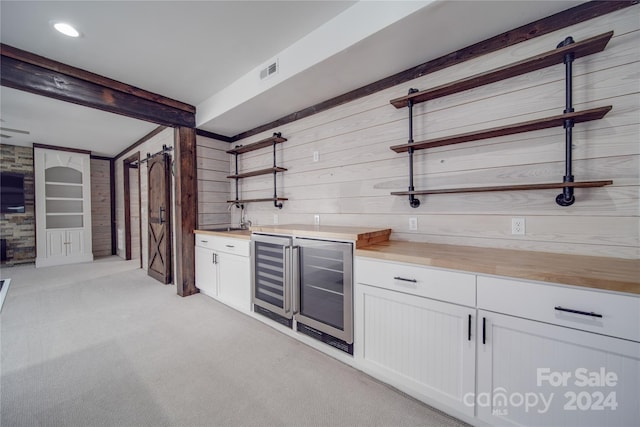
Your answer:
(0, 0), (583, 157)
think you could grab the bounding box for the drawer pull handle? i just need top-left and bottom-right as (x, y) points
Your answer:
(225, 244), (235, 248)
(393, 276), (417, 283)
(200, 240), (208, 243)
(554, 306), (602, 318)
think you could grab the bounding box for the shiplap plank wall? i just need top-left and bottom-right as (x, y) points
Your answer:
(115, 128), (175, 272)
(90, 158), (112, 257)
(204, 8), (639, 259)
(196, 134), (232, 228)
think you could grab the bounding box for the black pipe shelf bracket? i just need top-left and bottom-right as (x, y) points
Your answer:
(226, 132), (288, 209)
(389, 31), (614, 207)
(406, 88), (420, 208)
(557, 36), (577, 206)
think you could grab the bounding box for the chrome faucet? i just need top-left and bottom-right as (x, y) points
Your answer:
(239, 205), (252, 230)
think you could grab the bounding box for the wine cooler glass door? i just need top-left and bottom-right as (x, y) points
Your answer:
(294, 238), (353, 343)
(251, 234), (292, 318)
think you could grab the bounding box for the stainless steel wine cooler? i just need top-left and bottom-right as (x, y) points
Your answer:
(251, 233), (353, 353)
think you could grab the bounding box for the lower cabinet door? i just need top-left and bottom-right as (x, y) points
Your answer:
(355, 284), (476, 417)
(46, 230), (66, 259)
(218, 252), (250, 312)
(477, 310), (640, 427)
(44, 229), (88, 265)
(65, 229), (84, 257)
(195, 246), (218, 297)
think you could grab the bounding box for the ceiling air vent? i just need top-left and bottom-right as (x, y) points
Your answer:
(260, 59), (278, 81)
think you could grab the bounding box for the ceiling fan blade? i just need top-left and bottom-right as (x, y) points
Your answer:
(0, 127), (30, 135)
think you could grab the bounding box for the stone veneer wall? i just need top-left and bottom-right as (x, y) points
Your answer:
(0, 144), (35, 264)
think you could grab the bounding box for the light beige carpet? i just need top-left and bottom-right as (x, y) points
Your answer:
(0, 257), (470, 427)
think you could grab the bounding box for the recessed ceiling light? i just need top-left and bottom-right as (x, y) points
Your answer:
(53, 22), (80, 38)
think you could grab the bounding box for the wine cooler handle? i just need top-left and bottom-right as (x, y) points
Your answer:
(292, 246), (300, 315)
(283, 246), (291, 314)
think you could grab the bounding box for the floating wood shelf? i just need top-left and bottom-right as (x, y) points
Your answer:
(227, 167), (288, 179)
(390, 31), (613, 108)
(227, 134), (287, 155)
(390, 106), (612, 153)
(228, 132), (288, 208)
(390, 32), (615, 207)
(227, 197), (289, 204)
(390, 181), (613, 196)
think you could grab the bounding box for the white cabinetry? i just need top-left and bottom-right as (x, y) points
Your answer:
(195, 233), (250, 313)
(476, 276), (640, 427)
(195, 243), (218, 297)
(35, 147), (92, 267)
(46, 229), (84, 260)
(217, 251), (250, 312)
(354, 257), (476, 417)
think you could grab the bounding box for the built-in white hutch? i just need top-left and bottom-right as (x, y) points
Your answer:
(34, 146), (93, 267)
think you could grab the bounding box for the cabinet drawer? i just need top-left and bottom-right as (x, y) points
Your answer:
(195, 234), (215, 249)
(477, 275), (640, 342)
(355, 257), (475, 306)
(195, 234), (250, 257)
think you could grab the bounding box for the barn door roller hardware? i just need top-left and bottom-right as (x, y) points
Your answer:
(132, 144), (173, 166)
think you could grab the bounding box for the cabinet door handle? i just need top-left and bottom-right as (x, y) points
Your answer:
(554, 306), (602, 318)
(468, 314), (472, 341)
(482, 317), (486, 345)
(393, 276), (417, 283)
(212, 253), (217, 264)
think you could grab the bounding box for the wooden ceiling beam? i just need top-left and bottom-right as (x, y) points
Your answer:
(0, 43), (195, 128)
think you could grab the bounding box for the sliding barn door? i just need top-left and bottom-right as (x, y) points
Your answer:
(147, 154), (172, 284)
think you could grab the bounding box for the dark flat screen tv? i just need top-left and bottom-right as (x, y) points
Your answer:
(0, 172), (25, 213)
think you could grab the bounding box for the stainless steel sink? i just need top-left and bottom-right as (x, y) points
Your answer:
(208, 227), (247, 232)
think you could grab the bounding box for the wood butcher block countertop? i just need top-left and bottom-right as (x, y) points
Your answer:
(194, 225), (638, 295)
(194, 225), (391, 247)
(356, 241), (640, 295)
(194, 229), (252, 240)
(250, 224), (392, 248)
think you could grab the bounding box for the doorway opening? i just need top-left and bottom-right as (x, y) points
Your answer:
(123, 152), (142, 268)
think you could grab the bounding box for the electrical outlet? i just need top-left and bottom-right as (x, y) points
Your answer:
(409, 217), (418, 231)
(511, 217), (525, 235)
(314, 214), (320, 225)
(273, 214), (278, 225)
(313, 151), (319, 162)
